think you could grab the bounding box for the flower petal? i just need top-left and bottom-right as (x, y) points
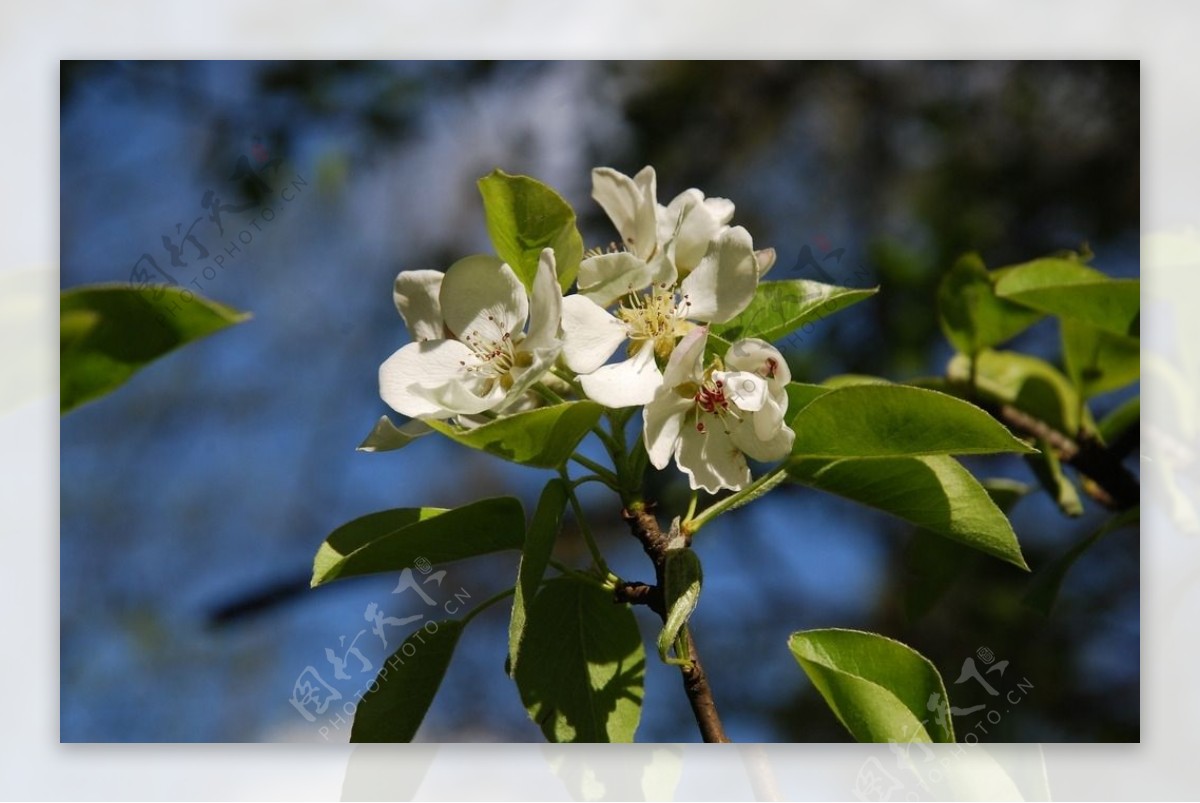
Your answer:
(525, 248), (562, 349)
(643, 388), (691, 470)
(731, 412), (794, 463)
(678, 226), (759, 324)
(754, 248), (777, 278)
(439, 255), (528, 343)
(415, 377), (505, 417)
(393, 269), (445, 342)
(714, 370), (767, 413)
(665, 190), (724, 274)
(662, 325), (708, 388)
(504, 343), (560, 402)
(577, 251), (653, 308)
(379, 339), (476, 419)
(725, 338), (791, 387)
(592, 166), (658, 260)
(561, 295), (628, 374)
(676, 418), (751, 493)
(705, 196), (735, 225)
(579, 345), (663, 408)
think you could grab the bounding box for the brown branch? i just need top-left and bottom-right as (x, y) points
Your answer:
(618, 503), (731, 743)
(994, 403), (1139, 511)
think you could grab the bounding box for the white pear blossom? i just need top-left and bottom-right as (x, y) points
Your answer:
(379, 249), (561, 420)
(643, 327), (794, 493)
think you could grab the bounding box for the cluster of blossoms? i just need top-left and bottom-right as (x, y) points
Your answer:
(379, 167), (795, 492)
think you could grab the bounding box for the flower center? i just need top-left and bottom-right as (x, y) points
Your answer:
(678, 369), (743, 434)
(617, 284), (692, 360)
(460, 323), (533, 393)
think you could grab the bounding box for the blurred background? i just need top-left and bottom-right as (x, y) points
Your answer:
(60, 60), (1139, 743)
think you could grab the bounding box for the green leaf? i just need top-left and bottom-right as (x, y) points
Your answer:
(60, 283), (249, 414)
(1061, 319), (1140, 398)
(657, 549), (703, 664)
(1098, 395), (1139, 446)
(937, 253), (1043, 355)
(788, 628), (955, 743)
(788, 455), (1028, 569)
(784, 382), (832, 416)
(312, 497), (525, 587)
(427, 401), (603, 469)
(1024, 439), (1084, 517)
(514, 578), (645, 742)
(357, 415), (432, 453)
(477, 169), (584, 292)
(710, 280), (877, 343)
(1025, 507), (1140, 615)
(904, 479), (1031, 621)
(948, 349), (1083, 435)
(993, 258), (1139, 337)
(788, 384), (1034, 458)
(509, 480), (568, 674)
(351, 620), (464, 742)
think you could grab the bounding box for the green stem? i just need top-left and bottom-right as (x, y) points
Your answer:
(569, 453), (619, 487)
(548, 558), (612, 590)
(685, 490), (699, 522)
(684, 466), (789, 535)
(559, 467), (611, 575)
(461, 586), (516, 626)
(532, 382), (566, 406)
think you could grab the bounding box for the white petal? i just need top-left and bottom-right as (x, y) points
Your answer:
(560, 295), (627, 374)
(705, 196), (735, 225)
(379, 339), (475, 419)
(577, 252), (653, 308)
(579, 346), (662, 408)
(678, 226), (759, 324)
(592, 166), (658, 260)
(676, 419), (750, 493)
(525, 248), (561, 349)
(393, 269), (445, 342)
(416, 378), (504, 417)
(754, 248), (777, 278)
(504, 343), (560, 402)
(643, 389), (691, 470)
(725, 338), (791, 386)
(731, 412), (794, 463)
(439, 255), (528, 343)
(669, 192), (723, 274)
(661, 325), (708, 388)
(753, 391), (787, 442)
(714, 370), (767, 413)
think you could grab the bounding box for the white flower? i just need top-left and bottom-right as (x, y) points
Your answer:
(379, 249), (562, 420)
(643, 327), (794, 493)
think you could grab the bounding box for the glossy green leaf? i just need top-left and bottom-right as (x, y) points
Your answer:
(312, 497), (525, 587)
(788, 384), (1034, 458)
(993, 259), (1139, 337)
(711, 280), (877, 343)
(948, 349), (1082, 435)
(60, 283), (249, 414)
(509, 480), (568, 674)
(657, 549), (703, 664)
(904, 479), (1031, 621)
(1025, 507), (1140, 615)
(357, 415), (432, 453)
(478, 169), (584, 292)
(937, 253), (1043, 355)
(789, 455), (1028, 569)
(514, 578), (645, 743)
(351, 620), (463, 742)
(788, 628), (955, 743)
(1024, 439), (1084, 517)
(1061, 318), (1140, 398)
(427, 401), (603, 469)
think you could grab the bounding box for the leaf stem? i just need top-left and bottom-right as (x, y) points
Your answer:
(461, 586), (516, 626)
(684, 466), (789, 535)
(559, 468), (611, 575)
(569, 453), (620, 487)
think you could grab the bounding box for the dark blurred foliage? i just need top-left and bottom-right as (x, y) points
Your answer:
(60, 61), (1138, 743)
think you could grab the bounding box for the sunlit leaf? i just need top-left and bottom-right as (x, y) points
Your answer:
(312, 497), (525, 587)
(937, 253), (1043, 355)
(657, 549), (703, 664)
(993, 258), (1139, 337)
(1060, 318), (1140, 398)
(789, 384), (1034, 458)
(60, 283), (249, 414)
(788, 628), (955, 743)
(789, 455), (1028, 569)
(947, 349), (1083, 435)
(427, 401), (603, 469)
(357, 415), (432, 453)
(710, 280), (877, 343)
(514, 578), (645, 742)
(1024, 440), (1084, 517)
(478, 169), (583, 292)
